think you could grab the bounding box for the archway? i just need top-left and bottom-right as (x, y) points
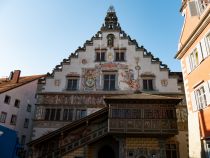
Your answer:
(98, 145), (115, 158)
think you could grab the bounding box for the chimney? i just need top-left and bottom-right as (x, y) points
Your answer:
(11, 70), (21, 83)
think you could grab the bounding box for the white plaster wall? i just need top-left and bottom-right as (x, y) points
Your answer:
(188, 112), (202, 158)
(0, 80), (38, 146)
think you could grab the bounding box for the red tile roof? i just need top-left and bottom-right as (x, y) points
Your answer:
(0, 75), (45, 94)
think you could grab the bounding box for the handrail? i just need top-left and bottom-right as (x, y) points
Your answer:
(40, 124), (108, 158)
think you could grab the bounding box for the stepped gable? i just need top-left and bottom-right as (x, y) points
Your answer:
(46, 6), (174, 79)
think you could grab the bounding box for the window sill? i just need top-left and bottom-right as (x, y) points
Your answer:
(115, 60), (126, 62)
(95, 60), (106, 62)
(66, 89), (78, 91)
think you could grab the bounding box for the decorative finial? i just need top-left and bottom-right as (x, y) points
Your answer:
(108, 5), (115, 13)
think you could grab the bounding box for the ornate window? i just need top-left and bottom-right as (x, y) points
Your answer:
(103, 74), (116, 91)
(96, 52), (105, 62)
(115, 51), (125, 61)
(107, 34), (115, 47)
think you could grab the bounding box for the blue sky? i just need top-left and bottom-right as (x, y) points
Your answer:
(0, 0), (183, 77)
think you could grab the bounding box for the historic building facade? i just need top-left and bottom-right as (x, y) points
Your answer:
(175, 1), (210, 157)
(0, 70), (44, 157)
(30, 7), (188, 158)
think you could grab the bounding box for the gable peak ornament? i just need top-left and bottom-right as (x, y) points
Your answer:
(108, 5), (115, 13)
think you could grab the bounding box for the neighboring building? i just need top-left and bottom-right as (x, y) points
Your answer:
(30, 6), (188, 158)
(0, 70), (44, 157)
(175, 1), (210, 158)
(0, 125), (19, 158)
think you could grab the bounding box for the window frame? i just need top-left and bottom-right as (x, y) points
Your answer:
(206, 141), (210, 158)
(44, 108), (61, 121)
(206, 32), (210, 55)
(142, 79), (154, 91)
(10, 114), (17, 125)
(63, 109), (74, 121)
(76, 109), (87, 120)
(166, 143), (179, 158)
(21, 135), (26, 145)
(0, 112), (7, 123)
(195, 85), (207, 109)
(95, 52), (106, 62)
(23, 118), (29, 128)
(192, 81), (210, 111)
(196, 0), (209, 15)
(27, 104), (32, 112)
(66, 78), (79, 91)
(103, 73), (117, 91)
(4, 95), (11, 104)
(14, 99), (20, 108)
(189, 48), (199, 70)
(115, 51), (125, 61)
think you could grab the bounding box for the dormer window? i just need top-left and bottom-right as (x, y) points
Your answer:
(115, 52), (125, 61)
(107, 34), (115, 47)
(96, 52), (105, 62)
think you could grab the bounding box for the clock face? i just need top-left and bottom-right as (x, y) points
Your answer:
(85, 77), (95, 88)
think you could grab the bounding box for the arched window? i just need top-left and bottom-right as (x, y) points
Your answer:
(107, 34), (115, 47)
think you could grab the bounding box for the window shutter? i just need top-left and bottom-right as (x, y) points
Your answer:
(186, 56), (191, 74)
(188, 1), (199, 16)
(197, 43), (203, 64)
(204, 81), (210, 105)
(200, 38), (208, 59)
(191, 92), (197, 111)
